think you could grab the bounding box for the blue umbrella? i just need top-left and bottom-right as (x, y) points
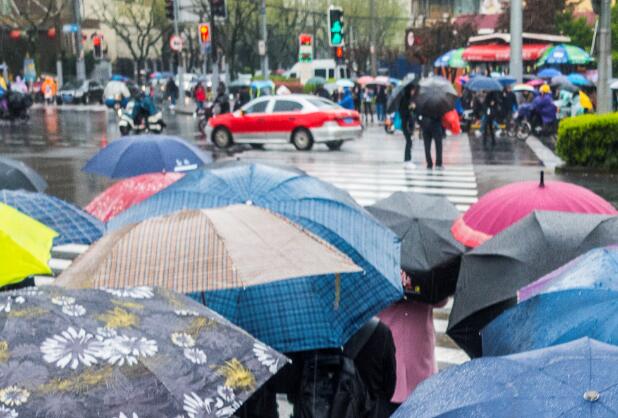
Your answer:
(537, 68), (562, 78)
(108, 163), (402, 351)
(83, 135), (212, 179)
(483, 289), (618, 356)
(0, 189), (104, 245)
(568, 72), (593, 87)
(494, 75), (516, 86)
(393, 338), (618, 418)
(464, 75), (503, 92)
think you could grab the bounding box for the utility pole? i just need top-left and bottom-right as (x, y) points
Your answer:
(509, 0), (523, 82)
(73, 0), (86, 81)
(209, 0), (219, 93)
(174, 0), (186, 106)
(597, 0), (612, 114)
(370, 0), (377, 76)
(260, 0), (269, 78)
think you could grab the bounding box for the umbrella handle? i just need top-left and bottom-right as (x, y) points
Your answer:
(540, 171), (545, 187)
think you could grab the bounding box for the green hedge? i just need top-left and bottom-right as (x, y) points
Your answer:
(556, 113), (618, 169)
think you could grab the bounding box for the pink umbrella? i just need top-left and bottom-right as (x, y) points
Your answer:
(357, 75), (375, 85)
(451, 172), (617, 248)
(85, 173), (183, 222)
(526, 78), (545, 87)
(372, 76), (390, 86)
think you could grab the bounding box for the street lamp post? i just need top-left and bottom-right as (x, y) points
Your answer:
(597, 0), (612, 114)
(509, 0), (523, 83)
(260, 0), (269, 79)
(73, 0), (86, 81)
(370, 0), (377, 76)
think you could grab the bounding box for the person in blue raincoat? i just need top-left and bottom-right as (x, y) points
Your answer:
(338, 87), (355, 110)
(532, 84), (557, 129)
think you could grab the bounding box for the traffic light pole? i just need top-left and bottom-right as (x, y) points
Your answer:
(73, 0), (86, 81)
(597, 0), (612, 114)
(260, 0), (269, 79)
(509, 0), (523, 83)
(173, 0), (186, 107)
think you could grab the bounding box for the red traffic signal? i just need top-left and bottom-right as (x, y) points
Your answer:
(9, 30), (21, 40)
(198, 23), (210, 44)
(335, 46), (343, 59)
(93, 35), (101, 47)
(299, 33), (313, 46)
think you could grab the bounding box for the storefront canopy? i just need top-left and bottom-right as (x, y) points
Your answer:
(463, 44), (549, 62)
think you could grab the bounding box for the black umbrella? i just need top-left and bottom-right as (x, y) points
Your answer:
(0, 156), (47, 192)
(386, 74), (418, 113)
(366, 192), (465, 303)
(551, 75), (579, 93)
(447, 210), (618, 358)
(415, 76), (457, 118)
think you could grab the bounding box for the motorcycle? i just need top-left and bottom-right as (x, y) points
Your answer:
(1, 91), (32, 121)
(118, 98), (165, 136)
(197, 102), (214, 136)
(513, 103), (558, 142)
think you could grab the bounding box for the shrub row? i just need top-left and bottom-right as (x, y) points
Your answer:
(556, 113), (618, 169)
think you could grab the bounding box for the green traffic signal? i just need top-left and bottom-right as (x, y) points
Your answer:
(332, 33), (342, 45)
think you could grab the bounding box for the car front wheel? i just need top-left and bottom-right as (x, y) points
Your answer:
(291, 128), (314, 151)
(212, 127), (233, 148)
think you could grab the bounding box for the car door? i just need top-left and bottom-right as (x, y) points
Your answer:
(232, 98), (271, 142)
(269, 99), (304, 141)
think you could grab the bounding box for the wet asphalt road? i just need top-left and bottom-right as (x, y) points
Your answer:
(0, 106), (616, 208)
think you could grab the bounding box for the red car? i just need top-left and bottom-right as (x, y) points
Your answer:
(205, 94), (362, 151)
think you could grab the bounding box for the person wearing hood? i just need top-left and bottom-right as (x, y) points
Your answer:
(532, 84), (557, 129)
(338, 87), (355, 110)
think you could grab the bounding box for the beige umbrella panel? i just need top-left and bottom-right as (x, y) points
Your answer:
(57, 204), (361, 292)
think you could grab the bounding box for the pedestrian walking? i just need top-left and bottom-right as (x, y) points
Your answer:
(482, 90), (501, 147)
(399, 84), (417, 168)
(233, 86), (251, 111)
(338, 87), (355, 110)
(363, 87), (374, 124)
(194, 81), (206, 111)
(315, 84), (330, 99)
(164, 77), (179, 109)
(418, 113), (444, 169)
(376, 86), (387, 122)
(353, 84), (362, 113)
(379, 271), (447, 414)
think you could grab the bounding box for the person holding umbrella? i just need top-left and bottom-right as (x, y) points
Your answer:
(399, 84), (417, 168)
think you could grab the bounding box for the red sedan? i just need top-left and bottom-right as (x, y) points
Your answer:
(205, 94), (362, 151)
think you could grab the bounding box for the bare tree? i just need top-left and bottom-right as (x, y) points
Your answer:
(96, 0), (168, 80)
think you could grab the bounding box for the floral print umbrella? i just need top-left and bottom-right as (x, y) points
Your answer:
(0, 286), (287, 418)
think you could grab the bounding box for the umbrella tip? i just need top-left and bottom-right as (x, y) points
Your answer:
(539, 171), (545, 188)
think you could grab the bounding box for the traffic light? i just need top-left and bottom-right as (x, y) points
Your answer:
(211, 0), (227, 20)
(328, 7), (344, 47)
(165, 0), (175, 20)
(198, 23), (211, 44)
(334, 46), (344, 64)
(92, 34), (102, 59)
(298, 33), (313, 63)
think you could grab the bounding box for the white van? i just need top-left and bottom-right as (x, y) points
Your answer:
(285, 59), (349, 83)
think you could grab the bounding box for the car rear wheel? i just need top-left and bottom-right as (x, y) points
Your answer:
(212, 127), (233, 149)
(292, 128), (314, 151)
(119, 125), (131, 136)
(326, 140), (343, 151)
(250, 144), (264, 150)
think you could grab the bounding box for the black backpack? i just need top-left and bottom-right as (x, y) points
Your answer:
(294, 320), (379, 418)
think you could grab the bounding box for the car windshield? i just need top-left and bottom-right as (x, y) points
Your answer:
(307, 98), (339, 109)
(62, 81), (81, 90)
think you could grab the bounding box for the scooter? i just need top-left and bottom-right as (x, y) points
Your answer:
(2, 91), (32, 121)
(513, 103), (558, 142)
(118, 98), (165, 136)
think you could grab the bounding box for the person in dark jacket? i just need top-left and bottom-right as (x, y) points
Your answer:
(164, 77), (179, 108)
(376, 86), (388, 122)
(399, 84), (417, 167)
(482, 90), (501, 147)
(419, 113), (444, 169)
(348, 319), (397, 418)
(532, 84), (558, 127)
(352, 84), (362, 112)
(213, 83), (230, 114)
(233, 86), (251, 111)
(315, 85), (330, 99)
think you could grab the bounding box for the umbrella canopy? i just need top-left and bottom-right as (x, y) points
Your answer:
(464, 75), (503, 92)
(392, 338), (618, 418)
(370, 76), (390, 86)
(433, 48), (466, 68)
(580, 90), (594, 110)
(0, 286), (286, 417)
(83, 135), (213, 179)
(336, 79), (355, 88)
(568, 72), (593, 87)
(357, 75), (375, 85)
(229, 79), (251, 88)
(519, 245), (618, 301)
(415, 76), (457, 118)
(0, 202), (57, 286)
(101, 164), (403, 348)
(58, 205), (362, 352)
(537, 44), (593, 66)
(526, 78), (545, 87)
(448, 211), (618, 358)
(305, 76), (326, 86)
(493, 75), (516, 86)
(537, 68), (562, 78)
(484, 289), (618, 356)
(551, 75), (580, 92)
(386, 74), (418, 113)
(451, 174), (617, 248)
(103, 80), (131, 99)
(0, 156), (47, 192)
(366, 192), (464, 303)
(389, 77), (401, 86)
(0, 190), (104, 245)
(512, 83), (537, 93)
(85, 173), (183, 222)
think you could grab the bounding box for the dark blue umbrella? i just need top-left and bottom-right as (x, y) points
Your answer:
(483, 289), (618, 356)
(494, 75), (516, 86)
(83, 135), (212, 179)
(0, 156), (47, 192)
(537, 68), (562, 78)
(108, 163), (402, 351)
(464, 76), (503, 92)
(0, 189), (104, 245)
(393, 338), (618, 418)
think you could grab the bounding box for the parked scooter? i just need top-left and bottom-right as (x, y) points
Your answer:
(1, 91), (33, 121)
(118, 94), (165, 136)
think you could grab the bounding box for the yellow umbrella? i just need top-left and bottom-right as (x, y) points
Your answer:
(579, 90), (593, 111)
(0, 202), (57, 286)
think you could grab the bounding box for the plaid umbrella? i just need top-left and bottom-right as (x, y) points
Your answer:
(85, 173), (184, 222)
(0, 156), (47, 192)
(0, 286), (286, 417)
(106, 163), (402, 349)
(58, 205), (365, 352)
(0, 190), (104, 245)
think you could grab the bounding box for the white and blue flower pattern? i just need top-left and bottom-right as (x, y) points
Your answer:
(99, 336), (158, 366)
(40, 327), (102, 370)
(102, 287), (154, 299)
(0, 405), (17, 418)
